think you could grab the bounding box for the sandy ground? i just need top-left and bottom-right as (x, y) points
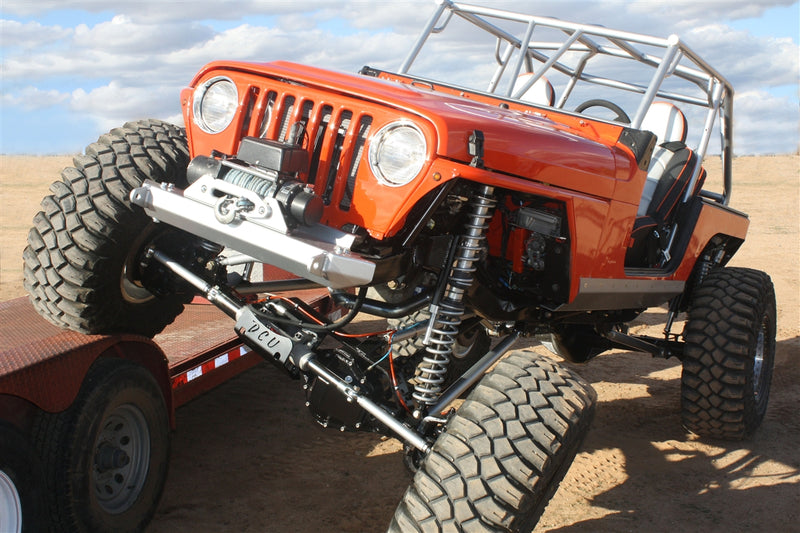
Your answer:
(1, 154), (798, 531)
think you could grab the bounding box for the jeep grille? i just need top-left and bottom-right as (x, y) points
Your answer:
(245, 88), (373, 213)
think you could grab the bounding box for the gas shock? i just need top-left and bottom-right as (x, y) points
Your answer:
(413, 185), (497, 406)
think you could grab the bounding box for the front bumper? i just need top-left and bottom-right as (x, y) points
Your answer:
(130, 180), (376, 289)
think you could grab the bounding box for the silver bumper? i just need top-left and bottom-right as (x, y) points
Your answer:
(130, 180), (375, 289)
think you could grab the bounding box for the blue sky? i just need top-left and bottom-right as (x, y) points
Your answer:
(2, 1), (798, 155)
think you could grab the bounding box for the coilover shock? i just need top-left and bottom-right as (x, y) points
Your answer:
(413, 185), (497, 406)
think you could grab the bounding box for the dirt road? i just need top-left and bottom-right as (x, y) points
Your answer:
(1, 154), (798, 532)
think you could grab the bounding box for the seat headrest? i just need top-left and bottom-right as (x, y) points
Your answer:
(640, 102), (687, 144)
(514, 73), (555, 106)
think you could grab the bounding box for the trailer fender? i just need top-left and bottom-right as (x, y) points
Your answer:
(0, 336), (174, 427)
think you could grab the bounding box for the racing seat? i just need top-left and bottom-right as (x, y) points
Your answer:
(627, 102), (706, 267)
(514, 73), (555, 106)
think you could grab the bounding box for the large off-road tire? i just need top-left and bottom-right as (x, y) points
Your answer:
(0, 422), (45, 533)
(390, 351), (596, 532)
(681, 267), (776, 440)
(23, 119), (191, 337)
(33, 358), (170, 533)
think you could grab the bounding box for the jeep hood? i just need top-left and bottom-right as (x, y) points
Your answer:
(193, 61), (627, 198)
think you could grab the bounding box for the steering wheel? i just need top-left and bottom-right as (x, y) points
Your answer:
(574, 99), (631, 124)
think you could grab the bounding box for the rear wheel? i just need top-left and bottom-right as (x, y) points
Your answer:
(681, 267), (776, 439)
(390, 351), (596, 532)
(23, 119), (193, 337)
(0, 423), (45, 533)
(33, 358), (170, 533)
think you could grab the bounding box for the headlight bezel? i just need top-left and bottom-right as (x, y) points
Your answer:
(368, 121), (428, 187)
(193, 76), (239, 134)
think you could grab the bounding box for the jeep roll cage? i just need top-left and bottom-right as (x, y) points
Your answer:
(397, 0), (734, 205)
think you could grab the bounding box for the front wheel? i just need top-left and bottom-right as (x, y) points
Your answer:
(390, 351), (596, 532)
(23, 119), (193, 337)
(681, 267), (777, 439)
(33, 359), (171, 533)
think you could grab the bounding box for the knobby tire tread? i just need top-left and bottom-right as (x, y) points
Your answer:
(389, 351), (596, 532)
(23, 120), (189, 337)
(681, 267), (776, 439)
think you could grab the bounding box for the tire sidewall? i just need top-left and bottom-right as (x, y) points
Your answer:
(0, 423), (45, 533)
(63, 361), (170, 532)
(743, 281), (776, 425)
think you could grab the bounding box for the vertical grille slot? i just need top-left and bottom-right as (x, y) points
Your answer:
(339, 115), (372, 211)
(257, 91), (277, 138)
(241, 86), (259, 137)
(277, 95), (296, 141)
(322, 110), (352, 205)
(307, 105), (333, 187)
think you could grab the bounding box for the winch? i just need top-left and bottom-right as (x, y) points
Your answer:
(186, 136), (324, 228)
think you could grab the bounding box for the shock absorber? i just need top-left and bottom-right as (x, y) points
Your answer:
(413, 185), (496, 406)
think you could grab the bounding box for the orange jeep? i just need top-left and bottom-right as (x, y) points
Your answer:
(24, 2), (775, 531)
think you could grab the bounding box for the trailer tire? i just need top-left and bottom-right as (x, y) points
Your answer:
(33, 358), (170, 533)
(681, 267), (776, 439)
(23, 119), (191, 337)
(0, 422), (45, 533)
(389, 351), (596, 532)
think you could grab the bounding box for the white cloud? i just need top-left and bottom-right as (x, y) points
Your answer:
(70, 81), (181, 131)
(733, 90), (800, 155)
(71, 15), (214, 54)
(1, 1), (798, 154)
(2, 0), (355, 23)
(0, 19), (72, 49)
(1, 86), (70, 109)
(683, 24), (799, 90)
(629, 0), (797, 22)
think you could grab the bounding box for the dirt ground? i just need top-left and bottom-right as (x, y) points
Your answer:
(1, 154), (798, 532)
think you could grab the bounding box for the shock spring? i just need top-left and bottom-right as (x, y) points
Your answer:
(412, 185), (496, 406)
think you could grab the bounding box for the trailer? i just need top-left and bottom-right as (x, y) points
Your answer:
(0, 290), (330, 533)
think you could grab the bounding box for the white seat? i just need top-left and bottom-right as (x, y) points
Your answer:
(640, 102), (687, 145)
(637, 102), (688, 216)
(514, 73), (555, 106)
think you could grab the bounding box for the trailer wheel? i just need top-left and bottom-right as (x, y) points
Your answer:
(23, 119), (192, 337)
(34, 359), (170, 533)
(390, 351), (596, 533)
(681, 267), (776, 439)
(0, 423), (45, 533)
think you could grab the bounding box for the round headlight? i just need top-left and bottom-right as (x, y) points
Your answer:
(193, 76), (238, 134)
(368, 122), (427, 187)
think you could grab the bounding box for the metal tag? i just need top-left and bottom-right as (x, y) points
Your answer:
(235, 307), (294, 364)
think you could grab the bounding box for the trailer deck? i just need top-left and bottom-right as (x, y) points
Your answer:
(0, 289), (330, 419)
